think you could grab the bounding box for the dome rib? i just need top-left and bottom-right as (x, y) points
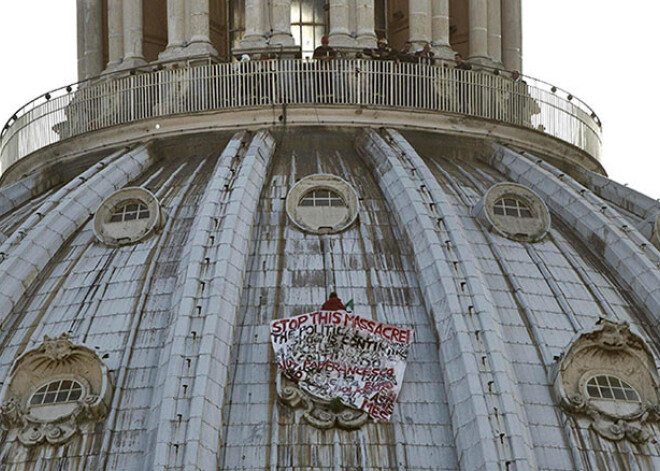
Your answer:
(148, 130), (276, 469)
(0, 145), (155, 330)
(98, 157), (209, 468)
(357, 128), (518, 470)
(380, 129), (541, 469)
(148, 131), (249, 469)
(490, 147), (660, 332)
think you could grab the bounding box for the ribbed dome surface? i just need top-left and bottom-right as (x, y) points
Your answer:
(1, 127), (660, 470)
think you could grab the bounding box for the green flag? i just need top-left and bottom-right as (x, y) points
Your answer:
(345, 298), (354, 312)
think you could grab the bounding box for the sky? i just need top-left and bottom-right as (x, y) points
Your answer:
(0, 1), (658, 199)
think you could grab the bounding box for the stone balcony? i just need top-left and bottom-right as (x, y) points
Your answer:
(0, 59), (602, 179)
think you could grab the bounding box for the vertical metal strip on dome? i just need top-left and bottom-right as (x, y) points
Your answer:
(489, 146), (660, 336)
(148, 131), (275, 470)
(356, 128), (534, 470)
(0, 145), (156, 331)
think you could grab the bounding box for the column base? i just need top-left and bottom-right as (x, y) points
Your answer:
(233, 44), (301, 59)
(329, 32), (356, 49)
(116, 57), (148, 70)
(240, 34), (268, 50)
(269, 33), (295, 47)
(103, 60), (123, 74)
(357, 34), (377, 49)
(186, 40), (219, 58)
(431, 43), (456, 60)
(158, 45), (187, 61)
(468, 56), (501, 69)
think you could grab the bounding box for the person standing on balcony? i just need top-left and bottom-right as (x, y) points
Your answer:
(454, 53), (472, 71)
(313, 35), (337, 62)
(454, 53), (473, 114)
(398, 41), (415, 63)
(364, 38), (395, 104)
(313, 35), (337, 103)
(415, 43), (435, 65)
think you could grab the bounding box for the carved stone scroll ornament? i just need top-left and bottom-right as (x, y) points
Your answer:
(0, 334), (113, 446)
(276, 371), (369, 430)
(554, 320), (660, 443)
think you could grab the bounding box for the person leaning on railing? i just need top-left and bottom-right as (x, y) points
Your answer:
(363, 38), (397, 104)
(504, 69), (541, 127)
(414, 43), (435, 66)
(313, 35), (338, 103)
(453, 53), (473, 114)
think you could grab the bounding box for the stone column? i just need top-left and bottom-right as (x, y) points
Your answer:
(106, 0), (124, 70)
(501, 0), (522, 71)
(240, 0), (267, 48)
(468, 0), (489, 62)
(77, 0), (104, 79)
(122, 0), (146, 68)
(159, 0), (186, 59)
(409, 0), (432, 49)
(431, 0), (454, 59)
(356, 0), (377, 48)
(270, 0), (294, 45)
(487, 0), (502, 64)
(186, 0), (218, 55)
(330, 0), (355, 48)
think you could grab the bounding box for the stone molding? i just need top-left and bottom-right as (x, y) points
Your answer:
(0, 334), (113, 446)
(473, 182), (551, 242)
(554, 320), (660, 443)
(285, 174), (360, 234)
(276, 372), (369, 430)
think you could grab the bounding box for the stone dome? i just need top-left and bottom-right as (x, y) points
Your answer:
(1, 124), (660, 470)
(1, 1), (660, 470)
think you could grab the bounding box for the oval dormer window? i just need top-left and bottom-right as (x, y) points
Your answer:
(108, 202), (150, 222)
(492, 197), (533, 218)
(584, 373), (642, 417)
(94, 187), (162, 246)
(286, 174), (359, 234)
(30, 379), (84, 406)
(474, 183), (551, 242)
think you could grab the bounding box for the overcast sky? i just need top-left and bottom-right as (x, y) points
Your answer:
(0, 1), (658, 199)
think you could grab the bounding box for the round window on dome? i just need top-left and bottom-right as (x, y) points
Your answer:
(474, 183), (550, 242)
(94, 187), (162, 246)
(584, 374), (642, 417)
(286, 175), (359, 234)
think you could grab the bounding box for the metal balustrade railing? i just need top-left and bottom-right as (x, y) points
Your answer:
(0, 59), (602, 173)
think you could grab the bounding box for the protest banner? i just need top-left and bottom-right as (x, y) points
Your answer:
(270, 310), (413, 422)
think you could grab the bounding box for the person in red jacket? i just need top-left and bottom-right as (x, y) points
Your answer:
(321, 292), (346, 311)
